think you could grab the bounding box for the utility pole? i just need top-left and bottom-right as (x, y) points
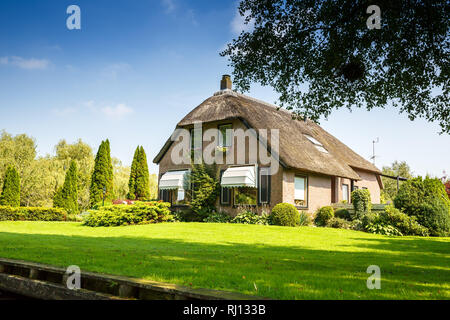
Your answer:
(370, 137), (379, 165)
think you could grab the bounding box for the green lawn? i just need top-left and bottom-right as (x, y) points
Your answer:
(0, 221), (448, 299)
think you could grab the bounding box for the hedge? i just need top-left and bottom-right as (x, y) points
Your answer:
(83, 201), (172, 227)
(0, 206), (67, 221)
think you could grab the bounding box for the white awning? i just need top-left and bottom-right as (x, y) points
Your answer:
(159, 170), (189, 190)
(221, 165), (257, 188)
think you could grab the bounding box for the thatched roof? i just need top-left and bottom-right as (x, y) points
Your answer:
(154, 90), (381, 180)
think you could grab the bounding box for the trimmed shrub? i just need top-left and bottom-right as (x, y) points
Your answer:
(0, 206), (67, 221)
(83, 201), (172, 227)
(271, 203), (300, 227)
(203, 211), (232, 223)
(53, 160), (79, 214)
(327, 217), (351, 229)
(314, 206), (334, 226)
(0, 166), (20, 207)
(379, 205), (429, 236)
(351, 189), (371, 219)
(334, 208), (351, 221)
(394, 177), (450, 236)
(298, 211), (312, 226)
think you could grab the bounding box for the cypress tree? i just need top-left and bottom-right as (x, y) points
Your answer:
(54, 160), (79, 214)
(127, 146), (140, 200)
(0, 166), (20, 207)
(127, 146), (150, 200)
(136, 146), (150, 200)
(89, 140), (114, 206)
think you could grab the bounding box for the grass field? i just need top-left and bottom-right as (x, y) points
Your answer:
(0, 221), (448, 299)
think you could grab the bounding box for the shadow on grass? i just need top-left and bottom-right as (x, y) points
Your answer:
(0, 231), (448, 299)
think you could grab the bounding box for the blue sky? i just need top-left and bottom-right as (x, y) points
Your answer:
(0, 0), (448, 178)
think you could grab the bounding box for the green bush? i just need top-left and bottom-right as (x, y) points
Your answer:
(83, 201), (172, 227)
(351, 189), (371, 219)
(0, 206), (67, 221)
(394, 177), (450, 236)
(298, 211), (312, 226)
(334, 208), (351, 221)
(365, 221), (403, 236)
(232, 209), (270, 225)
(203, 211), (232, 223)
(314, 206), (334, 226)
(327, 217), (351, 229)
(379, 205), (429, 236)
(271, 203), (300, 227)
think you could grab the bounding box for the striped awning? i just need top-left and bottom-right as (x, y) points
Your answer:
(221, 165), (257, 188)
(159, 170), (189, 190)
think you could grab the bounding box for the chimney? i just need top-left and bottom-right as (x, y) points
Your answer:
(220, 74), (232, 90)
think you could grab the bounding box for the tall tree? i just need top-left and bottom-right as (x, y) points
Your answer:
(381, 161), (414, 203)
(0, 166), (20, 207)
(222, 1), (449, 133)
(127, 146), (151, 200)
(53, 160), (79, 214)
(89, 140), (114, 206)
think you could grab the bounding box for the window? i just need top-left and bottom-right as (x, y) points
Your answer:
(190, 127), (202, 157)
(259, 167), (271, 204)
(304, 134), (329, 154)
(234, 187), (257, 205)
(294, 176), (308, 207)
(342, 184), (349, 202)
(218, 124), (232, 148)
(159, 189), (171, 203)
(353, 186), (359, 191)
(220, 170), (231, 205)
(362, 187), (368, 190)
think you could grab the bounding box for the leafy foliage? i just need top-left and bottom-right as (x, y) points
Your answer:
(298, 211), (312, 226)
(351, 189), (371, 219)
(381, 161), (414, 203)
(127, 146), (151, 200)
(189, 163), (219, 214)
(365, 222), (403, 236)
(203, 210), (232, 223)
(378, 205), (429, 236)
(394, 176), (450, 236)
(0, 205), (67, 221)
(271, 203), (300, 227)
(221, 1), (449, 133)
(334, 208), (351, 221)
(327, 217), (351, 229)
(89, 140), (114, 207)
(0, 166), (20, 207)
(314, 206), (334, 227)
(53, 160), (79, 214)
(83, 201), (172, 227)
(232, 208), (271, 225)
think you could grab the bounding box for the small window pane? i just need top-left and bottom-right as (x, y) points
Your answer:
(342, 184), (349, 201)
(259, 167), (270, 204)
(219, 125), (232, 147)
(294, 176), (307, 207)
(221, 187), (231, 205)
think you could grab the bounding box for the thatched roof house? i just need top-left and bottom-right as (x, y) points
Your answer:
(154, 75), (382, 214)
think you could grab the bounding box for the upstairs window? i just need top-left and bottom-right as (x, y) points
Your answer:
(304, 134), (329, 154)
(190, 127), (202, 160)
(218, 124), (232, 148)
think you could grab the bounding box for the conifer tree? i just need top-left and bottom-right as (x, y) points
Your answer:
(89, 140), (114, 206)
(127, 146), (139, 200)
(53, 160), (79, 213)
(0, 166), (20, 207)
(127, 146), (150, 200)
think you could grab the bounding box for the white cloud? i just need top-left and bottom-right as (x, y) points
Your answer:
(162, 0), (176, 13)
(231, 9), (254, 35)
(101, 104), (134, 118)
(0, 56), (50, 70)
(101, 63), (130, 80)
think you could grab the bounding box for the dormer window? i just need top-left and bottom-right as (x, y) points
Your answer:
(218, 124), (232, 148)
(304, 134), (329, 153)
